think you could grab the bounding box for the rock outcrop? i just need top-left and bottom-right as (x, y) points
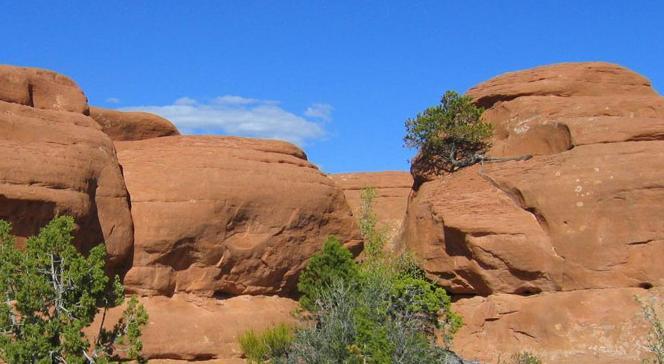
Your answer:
(90, 294), (298, 362)
(0, 65), (89, 114)
(0, 66), (133, 267)
(330, 172), (413, 241)
(402, 62), (664, 362)
(90, 106), (180, 141)
(452, 287), (662, 363)
(117, 136), (362, 296)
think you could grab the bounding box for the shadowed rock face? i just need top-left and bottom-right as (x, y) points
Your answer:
(117, 135), (362, 297)
(330, 171), (413, 242)
(0, 66), (133, 267)
(402, 62), (664, 362)
(89, 106), (180, 141)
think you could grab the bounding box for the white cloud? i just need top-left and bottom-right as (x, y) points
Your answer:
(105, 97), (121, 104)
(120, 96), (330, 145)
(211, 95), (259, 105)
(304, 103), (333, 121)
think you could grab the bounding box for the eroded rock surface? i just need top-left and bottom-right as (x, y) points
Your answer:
(90, 294), (298, 362)
(0, 65), (89, 114)
(451, 287), (662, 364)
(403, 62), (664, 362)
(90, 106), (180, 141)
(117, 136), (361, 296)
(330, 171), (412, 240)
(0, 66), (133, 267)
(405, 62), (664, 295)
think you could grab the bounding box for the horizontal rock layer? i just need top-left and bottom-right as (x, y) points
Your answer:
(330, 171), (412, 241)
(89, 294), (298, 362)
(451, 287), (662, 364)
(90, 106), (180, 141)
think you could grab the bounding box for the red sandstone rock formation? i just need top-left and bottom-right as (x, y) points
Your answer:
(330, 171), (413, 241)
(89, 294), (298, 362)
(116, 136), (362, 297)
(0, 65), (90, 114)
(0, 65), (133, 267)
(403, 62), (664, 362)
(90, 106), (180, 141)
(451, 287), (663, 363)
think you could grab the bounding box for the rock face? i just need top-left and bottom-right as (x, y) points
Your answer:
(452, 287), (663, 363)
(117, 136), (361, 296)
(330, 172), (413, 240)
(90, 294), (298, 362)
(402, 62), (664, 362)
(0, 66), (133, 267)
(90, 106), (180, 141)
(0, 65), (89, 114)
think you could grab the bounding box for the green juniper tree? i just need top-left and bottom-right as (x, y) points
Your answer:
(405, 90), (531, 177)
(0, 216), (148, 363)
(405, 90), (492, 173)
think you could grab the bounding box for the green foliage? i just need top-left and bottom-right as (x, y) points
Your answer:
(640, 297), (664, 364)
(245, 192), (463, 363)
(503, 351), (542, 364)
(359, 187), (385, 259)
(239, 323), (294, 363)
(0, 216), (148, 363)
(297, 236), (358, 311)
(405, 90), (492, 173)
(285, 197), (462, 363)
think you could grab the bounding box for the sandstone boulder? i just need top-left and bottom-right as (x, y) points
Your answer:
(89, 106), (180, 141)
(451, 287), (663, 364)
(402, 165), (563, 296)
(404, 62), (664, 295)
(0, 100), (133, 267)
(330, 171), (413, 241)
(117, 136), (361, 296)
(0, 65), (89, 114)
(90, 294), (298, 362)
(467, 62), (656, 108)
(403, 62), (664, 363)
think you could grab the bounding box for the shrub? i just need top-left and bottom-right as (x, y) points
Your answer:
(251, 192), (464, 363)
(359, 187), (386, 258)
(505, 351), (542, 364)
(640, 297), (664, 364)
(297, 235), (358, 311)
(286, 197), (462, 363)
(239, 323), (294, 363)
(288, 277), (459, 364)
(0, 216), (148, 363)
(404, 90), (492, 174)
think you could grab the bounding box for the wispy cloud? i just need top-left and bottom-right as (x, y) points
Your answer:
(304, 103), (333, 121)
(105, 97), (121, 104)
(121, 96), (330, 145)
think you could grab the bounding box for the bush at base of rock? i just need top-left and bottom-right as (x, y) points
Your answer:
(238, 323), (294, 364)
(296, 235), (359, 311)
(243, 230), (463, 363)
(640, 298), (664, 364)
(0, 216), (148, 363)
(501, 352), (542, 364)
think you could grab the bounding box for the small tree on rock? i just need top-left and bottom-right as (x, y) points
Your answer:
(405, 90), (493, 174)
(0, 216), (148, 363)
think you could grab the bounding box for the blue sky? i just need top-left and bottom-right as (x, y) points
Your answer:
(2, 1), (663, 173)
